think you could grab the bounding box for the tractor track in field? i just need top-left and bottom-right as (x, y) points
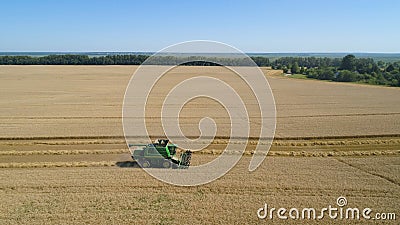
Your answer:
(334, 157), (400, 187)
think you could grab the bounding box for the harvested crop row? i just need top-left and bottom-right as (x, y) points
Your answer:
(0, 149), (126, 156)
(0, 161), (116, 168)
(2, 136), (400, 147)
(200, 149), (400, 157)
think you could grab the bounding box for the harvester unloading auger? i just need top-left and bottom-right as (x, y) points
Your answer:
(128, 139), (192, 169)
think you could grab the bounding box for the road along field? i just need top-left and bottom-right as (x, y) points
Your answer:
(0, 65), (399, 224)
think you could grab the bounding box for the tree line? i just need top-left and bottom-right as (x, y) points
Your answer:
(0, 54), (271, 66)
(0, 54), (399, 86)
(0, 55), (149, 65)
(272, 55), (399, 87)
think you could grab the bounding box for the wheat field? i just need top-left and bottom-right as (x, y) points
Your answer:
(0, 66), (399, 224)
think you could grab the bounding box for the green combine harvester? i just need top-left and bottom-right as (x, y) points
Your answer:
(128, 139), (192, 169)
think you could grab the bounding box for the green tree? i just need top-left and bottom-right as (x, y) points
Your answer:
(317, 67), (335, 80)
(300, 66), (305, 74)
(336, 70), (357, 82)
(291, 62), (300, 74)
(305, 68), (318, 79)
(340, 54), (356, 71)
(386, 64), (395, 72)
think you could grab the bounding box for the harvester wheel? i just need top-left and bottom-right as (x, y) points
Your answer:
(141, 160), (150, 168)
(162, 160), (171, 168)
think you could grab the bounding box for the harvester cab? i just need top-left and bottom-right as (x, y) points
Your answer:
(128, 139), (192, 169)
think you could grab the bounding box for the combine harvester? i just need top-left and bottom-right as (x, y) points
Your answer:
(129, 139), (192, 169)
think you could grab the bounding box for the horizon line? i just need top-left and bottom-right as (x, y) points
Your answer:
(1, 51), (400, 54)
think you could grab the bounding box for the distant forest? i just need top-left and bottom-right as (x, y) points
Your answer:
(0, 54), (399, 87)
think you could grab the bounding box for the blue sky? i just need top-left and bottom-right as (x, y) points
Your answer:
(0, 0), (399, 52)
